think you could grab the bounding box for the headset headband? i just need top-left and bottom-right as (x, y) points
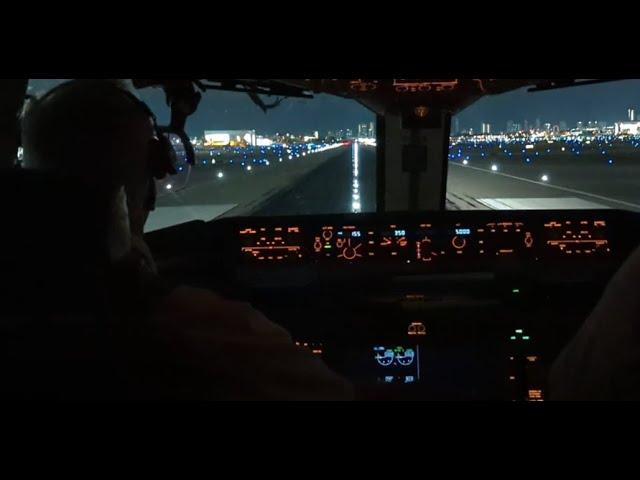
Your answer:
(34, 80), (159, 130)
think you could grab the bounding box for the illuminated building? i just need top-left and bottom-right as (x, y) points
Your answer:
(303, 131), (320, 142)
(629, 108), (636, 121)
(204, 130), (256, 147)
(506, 120), (514, 133)
(614, 121), (640, 135)
(358, 123), (372, 138)
(256, 136), (274, 146)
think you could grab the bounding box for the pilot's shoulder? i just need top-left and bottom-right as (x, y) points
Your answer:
(155, 285), (290, 339)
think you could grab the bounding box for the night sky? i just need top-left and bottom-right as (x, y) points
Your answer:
(28, 79), (374, 137)
(455, 79), (640, 132)
(28, 79), (640, 137)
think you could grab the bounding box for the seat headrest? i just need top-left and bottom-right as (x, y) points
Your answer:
(0, 168), (112, 313)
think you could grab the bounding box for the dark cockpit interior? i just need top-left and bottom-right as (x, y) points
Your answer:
(2, 78), (639, 401)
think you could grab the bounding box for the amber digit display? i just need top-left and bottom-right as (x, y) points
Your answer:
(543, 219), (610, 255)
(239, 225), (303, 262)
(476, 221), (534, 257)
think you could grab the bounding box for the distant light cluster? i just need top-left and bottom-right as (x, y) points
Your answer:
(449, 129), (640, 181)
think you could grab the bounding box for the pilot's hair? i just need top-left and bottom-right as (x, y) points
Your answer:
(21, 79), (152, 192)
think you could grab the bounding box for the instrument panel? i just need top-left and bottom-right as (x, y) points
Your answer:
(235, 211), (619, 273)
(204, 209), (639, 400)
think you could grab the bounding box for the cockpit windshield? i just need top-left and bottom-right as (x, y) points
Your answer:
(447, 79), (640, 212)
(27, 79), (640, 232)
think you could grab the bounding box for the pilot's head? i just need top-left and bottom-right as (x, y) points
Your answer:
(21, 80), (158, 263)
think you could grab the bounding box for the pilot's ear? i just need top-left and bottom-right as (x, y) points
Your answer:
(19, 93), (42, 128)
(107, 186), (133, 262)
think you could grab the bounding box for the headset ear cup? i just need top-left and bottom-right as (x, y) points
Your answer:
(149, 136), (177, 179)
(159, 134), (178, 176)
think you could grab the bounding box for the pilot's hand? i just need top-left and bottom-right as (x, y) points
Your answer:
(153, 286), (354, 400)
(550, 245), (640, 400)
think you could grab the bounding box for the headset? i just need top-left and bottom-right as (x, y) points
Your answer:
(22, 80), (180, 210)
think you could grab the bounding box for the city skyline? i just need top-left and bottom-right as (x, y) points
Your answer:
(453, 79), (640, 134)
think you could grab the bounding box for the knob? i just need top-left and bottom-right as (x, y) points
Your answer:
(452, 236), (466, 250)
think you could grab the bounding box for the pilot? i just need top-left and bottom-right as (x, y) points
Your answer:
(19, 79), (354, 400)
(549, 245), (640, 400)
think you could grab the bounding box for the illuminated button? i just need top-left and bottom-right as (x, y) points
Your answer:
(408, 322), (427, 336)
(414, 106), (429, 118)
(380, 237), (392, 247)
(528, 389), (543, 400)
(405, 294), (425, 301)
(525, 232), (534, 248)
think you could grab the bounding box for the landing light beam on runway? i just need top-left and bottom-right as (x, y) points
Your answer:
(352, 141), (361, 213)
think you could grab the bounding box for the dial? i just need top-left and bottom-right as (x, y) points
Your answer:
(416, 236), (443, 262)
(338, 238), (363, 261)
(452, 235), (467, 250)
